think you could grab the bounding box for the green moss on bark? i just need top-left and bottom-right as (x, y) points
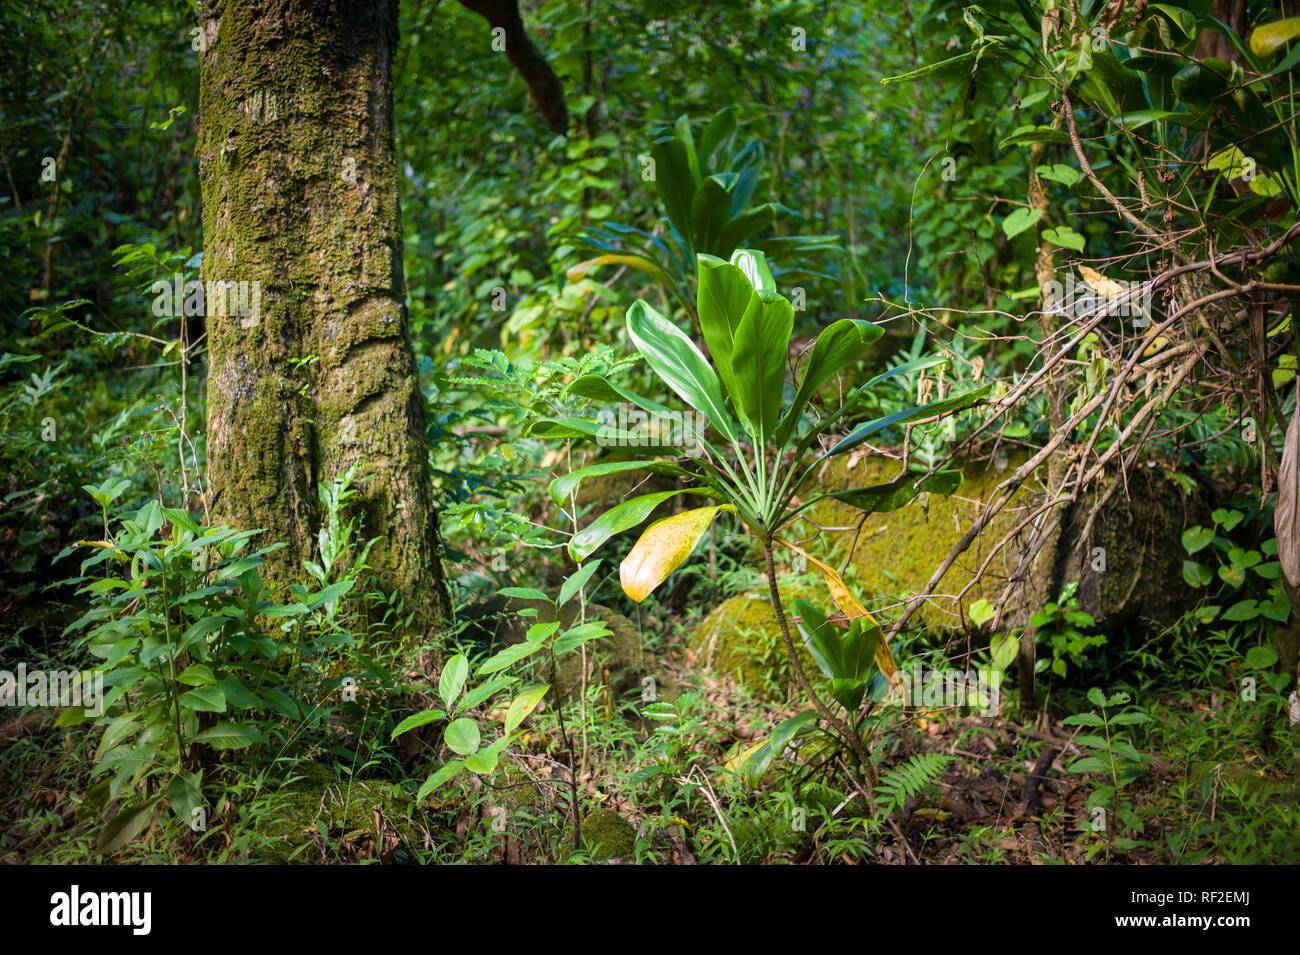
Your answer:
(197, 0), (449, 637)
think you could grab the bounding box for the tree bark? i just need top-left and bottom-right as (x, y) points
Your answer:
(196, 0), (449, 636)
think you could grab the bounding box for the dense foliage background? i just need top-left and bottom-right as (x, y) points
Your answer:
(1, 0), (1297, 864)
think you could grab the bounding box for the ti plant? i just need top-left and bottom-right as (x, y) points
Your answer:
(537, 248), (992, 772)
(567, 107), (839, 319)
(732, 596), (889, 786)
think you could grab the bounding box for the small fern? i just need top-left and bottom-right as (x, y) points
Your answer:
(875, 754), (952, 817)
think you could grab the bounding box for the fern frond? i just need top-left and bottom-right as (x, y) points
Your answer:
(875, 753), (952, 817)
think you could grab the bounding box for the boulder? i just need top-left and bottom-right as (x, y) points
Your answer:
(577, 807), (635, 860)
(688, 587), (817, 699)
(686, 452), (1205, 694)
(796, 452), (1204, 634)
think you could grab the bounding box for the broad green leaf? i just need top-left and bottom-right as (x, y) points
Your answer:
(444, 717), (481, 756)
(696, 254), (759, 412)
(504, 685), (549, 734)
(731, 289), (792, 442)
(1002, 207), (1043, 238)
(178, 684), (226, 713)
(729, 248), (775, 292)
(417, 760), (465, 800)
(217, 677), (261, 710)
(689, 175), (733, 255)
(824, 467), (963, 514)
(1035, 164), (1080, 186)
(498, 586), (549, 601)
(619, 505), (733, 602)
(177, 613), (230, 653)
(460, 674), (516, 711)
(1062, 711), (1104, 726)
(969, 598), (996, 627)
(650, 129), (700, 243)
(549, 460), (680, 508)
(768, 710), (819, 756)
(777, 319), (884, 446)
(177, 664), (216, 686)
(698, 106), (737, 169)
(568, 489), (684, 562)
(1042, 226), (1086, 252)
(439, 653), (469, 710)
(716, 202), (782, 253)
(390, 708), (446, 739)
(563, 373), (671, 415)
(168, 772), (203, 825)
(525, 621), (561, 643)
(1182, 559), (1212, 587)
(476, 639), (547, 676)
(1222, 599), (1260, 622)
(883, 51), (978, 85)
(1181, 525), (1214, 554)
(191, 723), (263, 750)
(466, 735), (511, 775)
(554, 620), (612, 654)
(1068, 756), (1108, 773)
(1245, 646), (1279, 669)
(95, 712), (142, 760)
(792, 598), (878, 710)
(998, 125), (1071, 150)
(990, 632), (1019, 671)
(627, 299), (737, 443)
(559, 560), (602, 605)
(95, 796), (162, 855)
(523, 416), (610, 441)
(829, 384), (992, 456)
(791, 598), (837, 677)
(1108, 711), (1153, 725)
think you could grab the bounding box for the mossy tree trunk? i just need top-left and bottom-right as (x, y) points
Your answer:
(196, 0), (449, 635)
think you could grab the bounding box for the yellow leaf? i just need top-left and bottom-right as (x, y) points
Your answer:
(620, 505), (732, 602)
(566, 254), (672, 287)
(1077, 265), (1126, 300)
(774, 537), (898, 685)
(1250, 17), (1300, 59)
(723, 739), (768, 777)
(1142, 335), (1170, 357)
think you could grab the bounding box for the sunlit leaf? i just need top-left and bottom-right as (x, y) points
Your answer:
(619, 505), (733, 602)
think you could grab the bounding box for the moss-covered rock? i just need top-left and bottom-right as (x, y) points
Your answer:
(689, 587), (818, 698)
(797, 453), (1039, 628)
(686, 453), (1203, 697)
(253, 765), (418, 864)
(577, 807), (635, 860)
(795, 452), (1201, 634)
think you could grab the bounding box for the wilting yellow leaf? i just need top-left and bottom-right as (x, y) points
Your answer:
(1077, 265), (1126, 300)
(566, 254), (672, 287)
(775, 537), (898, 685)
(620, 505), (732, 602)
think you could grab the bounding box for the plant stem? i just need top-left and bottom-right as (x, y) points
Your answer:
(762, 540), (872, 775)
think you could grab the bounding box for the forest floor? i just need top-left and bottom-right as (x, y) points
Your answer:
(2, 594), (1296, 864)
